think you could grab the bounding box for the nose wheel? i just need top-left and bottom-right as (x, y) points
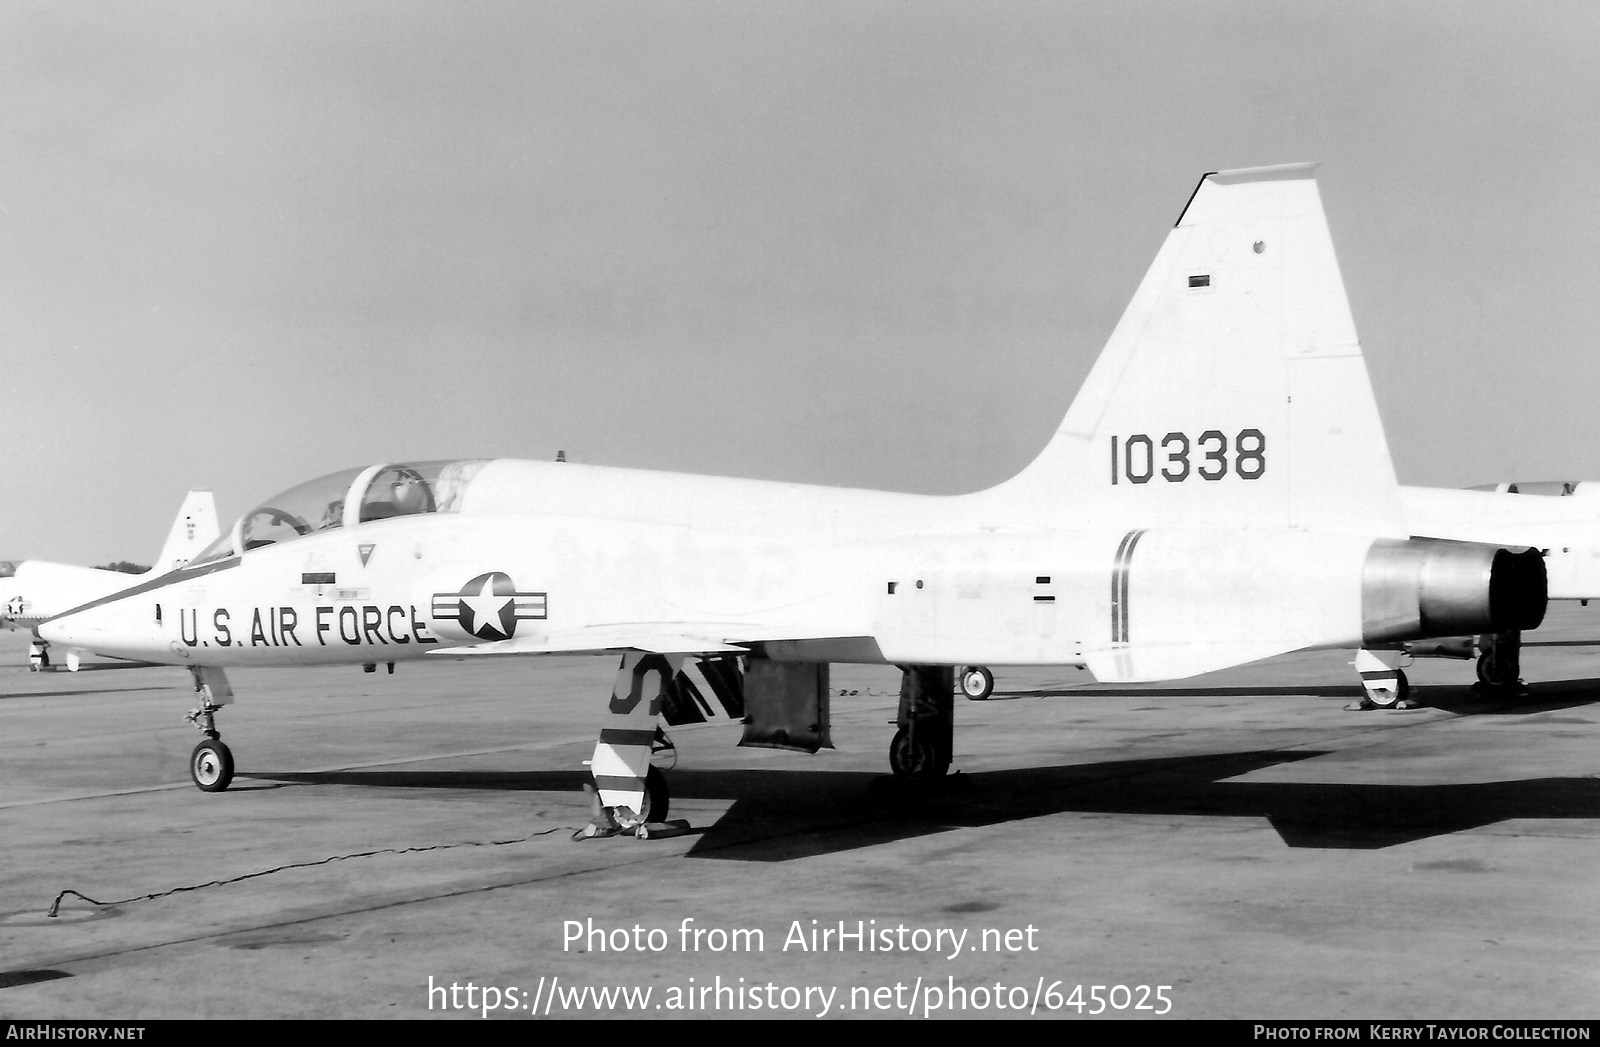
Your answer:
(190, 737), (235, 792)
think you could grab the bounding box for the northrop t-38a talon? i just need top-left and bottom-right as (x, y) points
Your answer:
(37, 165), (1549, 831)
(1, 490), (218, 670)
(1343, 480), (1600, 707)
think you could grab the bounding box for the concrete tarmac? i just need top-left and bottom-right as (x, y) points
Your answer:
(3, 608), (1600, 1020)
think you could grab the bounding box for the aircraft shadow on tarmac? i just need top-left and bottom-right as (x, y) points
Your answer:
(252, 745), (1600, 861)
(674, 752), (1600, 860)
(1413, 678), (1600, 715)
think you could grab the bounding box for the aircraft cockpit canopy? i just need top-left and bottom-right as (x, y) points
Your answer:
(191, 459), (488, 565)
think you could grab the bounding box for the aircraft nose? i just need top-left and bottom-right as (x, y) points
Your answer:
(35, 613), (79, 646)
(37, 602), (126, 653)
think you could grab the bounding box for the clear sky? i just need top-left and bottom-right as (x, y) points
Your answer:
(3, 1), (1598, 563)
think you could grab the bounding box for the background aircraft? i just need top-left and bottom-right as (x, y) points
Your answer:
(36, 166), (1547, 833)
(1343, 481), (1600, 707)
(2, 490), (218, 670)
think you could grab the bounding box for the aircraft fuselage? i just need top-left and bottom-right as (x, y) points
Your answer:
(38, 460), (1398, 676)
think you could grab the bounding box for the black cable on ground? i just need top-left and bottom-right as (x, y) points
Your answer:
(45, 825), (575, 917)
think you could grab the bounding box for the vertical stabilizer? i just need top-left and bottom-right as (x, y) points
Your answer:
(991, 164), (1405, 537)
(152, 490), (219, 572)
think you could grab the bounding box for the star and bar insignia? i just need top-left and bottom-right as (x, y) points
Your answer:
(431, 572), (546, 640)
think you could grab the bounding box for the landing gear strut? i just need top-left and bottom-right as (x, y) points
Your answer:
(890, 665), (954, 781)
(184, 666), (235, 792)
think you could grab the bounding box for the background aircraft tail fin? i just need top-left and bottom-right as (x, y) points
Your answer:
(151, 490), (219, 573)
(990, 164), (1404, 536)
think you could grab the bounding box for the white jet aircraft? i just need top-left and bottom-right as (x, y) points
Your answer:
(37, 165), (1549, 833)
(1344, 481), (1600, 707)
(2, 490), (219, 670)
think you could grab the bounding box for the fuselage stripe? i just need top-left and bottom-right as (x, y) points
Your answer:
(38, 556), (242, 625)
(1111, 529), (1147, 643)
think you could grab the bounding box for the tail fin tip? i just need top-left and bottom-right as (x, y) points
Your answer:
(1175, 163), (1320, 226)
(152, 490), (220, 573)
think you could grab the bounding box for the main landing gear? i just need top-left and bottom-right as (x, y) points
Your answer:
(890, 665), (955, 782)
(578, 653), (688, 840)
(184, 666), (236, 792)
(578, 657), (962, 840)
(1349, 631), (1526, 710)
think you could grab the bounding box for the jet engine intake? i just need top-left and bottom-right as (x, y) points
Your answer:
(1362, 539), (1546, 645)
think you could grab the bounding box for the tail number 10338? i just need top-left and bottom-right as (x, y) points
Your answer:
(1110, 429), (1266, 485)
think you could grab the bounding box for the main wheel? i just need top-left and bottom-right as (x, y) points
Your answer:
(1477, 650), (1516, 689)
(641, 765), (669, 824)
(959, 666), (995, 701)
(889, 726), (948, 781)
(1366, 669), (1408, 709)
(190, 737), (234, 793)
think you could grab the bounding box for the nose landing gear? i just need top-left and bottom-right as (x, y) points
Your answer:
(184, 666), (236, 792)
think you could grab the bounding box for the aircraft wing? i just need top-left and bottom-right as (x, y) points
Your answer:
(434, 627), (1320, 681)
(426, 623), (892, 660)
(425, 624), (753, 657)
